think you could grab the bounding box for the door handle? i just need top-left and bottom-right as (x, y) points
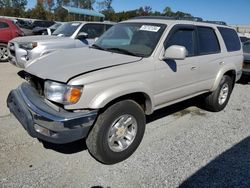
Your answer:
(219, 61), (225, 65)
(191, 66), (197, 71)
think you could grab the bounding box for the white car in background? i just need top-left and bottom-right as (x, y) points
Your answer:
(8, 21), (114, 68)
(243, 41), (250, 75)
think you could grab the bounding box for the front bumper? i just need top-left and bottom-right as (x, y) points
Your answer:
(7, 82), (97, 144)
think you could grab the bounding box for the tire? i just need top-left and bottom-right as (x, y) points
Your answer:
(86, 100), (146, 164)
(0, 43), (8, 62)
(203, 75), (233, 112)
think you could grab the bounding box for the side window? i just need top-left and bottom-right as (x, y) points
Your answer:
(80, 24), (105, 38)
(197, 27), (220, 55)
(0, 21), (9, 29)
(165, 28), (196, 57)
(218, 27), (241, 52)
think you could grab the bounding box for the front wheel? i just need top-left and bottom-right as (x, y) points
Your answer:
(86, 100), (146, 164)
(0, 43), (8, 62)
(203, 75), (233, 112)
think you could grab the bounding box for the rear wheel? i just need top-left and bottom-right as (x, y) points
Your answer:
(0, 43), (8, 62)
(86, 100), (146, 164)
(203, 75), (233, 112)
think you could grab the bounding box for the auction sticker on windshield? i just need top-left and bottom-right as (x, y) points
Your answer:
(139, 25), (161, 32)
(71, 23), (80, 26)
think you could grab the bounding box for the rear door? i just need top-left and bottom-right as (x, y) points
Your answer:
(194, 26), (222, 90)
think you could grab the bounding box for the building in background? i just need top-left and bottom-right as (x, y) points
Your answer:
(61, 6), (105, 21)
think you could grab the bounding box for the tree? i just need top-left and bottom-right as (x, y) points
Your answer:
(175, 11), (191, 18)
(97, 0), (114, 20)
(0, 0), (27, 16)
(163, 6), (173, 17)
(97, 0), (113, 11)
(12, 0), (27, 9)
(54, 6), (68, 21)
(30, 2), (47, 20)
(45, 0), (55, 11)
(138, 6), (152, 16)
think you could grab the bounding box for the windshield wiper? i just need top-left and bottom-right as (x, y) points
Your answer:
(91, 44), (106, 51)
(106, 47), (138, 56)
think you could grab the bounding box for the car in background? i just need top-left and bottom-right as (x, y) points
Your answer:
(42, 23), (63, 35)
(15, 18), (33, 36)
(8, 21), (114, 68)
(243, 41), (250, 75)
(32, 20), (55, 35)
(0, 18), (24, 62)
(240, 36), (250, 43)
(238, 32), (250, 43)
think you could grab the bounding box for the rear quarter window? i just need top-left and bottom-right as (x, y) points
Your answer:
(218, 27), (241, 52)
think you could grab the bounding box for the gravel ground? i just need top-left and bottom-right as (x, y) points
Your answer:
(0, 63), (250, 188)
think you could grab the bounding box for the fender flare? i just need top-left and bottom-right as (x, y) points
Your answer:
(211, 66), (236, 91)
(88, 81), (154, 115)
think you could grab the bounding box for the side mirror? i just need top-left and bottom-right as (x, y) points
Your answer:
(94, 37), (99, 42)
(77, 32), (88, 39)
(162, 45), (188, 60)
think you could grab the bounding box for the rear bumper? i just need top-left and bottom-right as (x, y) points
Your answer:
(7, 82), (97, 144)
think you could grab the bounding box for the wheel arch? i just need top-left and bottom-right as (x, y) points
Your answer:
(211, 68), (236, 91)
(88, 83), (154, 115)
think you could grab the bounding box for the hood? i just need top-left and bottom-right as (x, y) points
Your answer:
(11, 35), (70, 43)
(25, 47), (142, 82)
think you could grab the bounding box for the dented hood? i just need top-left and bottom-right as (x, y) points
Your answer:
(25, 47), (142, 82)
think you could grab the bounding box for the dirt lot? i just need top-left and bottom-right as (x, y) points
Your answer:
(0, 63), (250, 188)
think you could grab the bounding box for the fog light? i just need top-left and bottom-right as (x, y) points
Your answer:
(34, 124), (51, 136)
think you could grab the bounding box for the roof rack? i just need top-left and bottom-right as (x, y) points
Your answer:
(204, 21), (227, 25)
(132, 16), (203, 22)
(131, 16), (227, 26)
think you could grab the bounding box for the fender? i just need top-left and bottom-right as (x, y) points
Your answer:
(211, 63), (236, 91)
(88, 81), (154, 115)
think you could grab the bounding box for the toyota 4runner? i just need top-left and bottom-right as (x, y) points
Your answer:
(7, 16), (243, 164)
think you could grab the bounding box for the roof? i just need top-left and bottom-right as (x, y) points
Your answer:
(62, 6), (105, 18)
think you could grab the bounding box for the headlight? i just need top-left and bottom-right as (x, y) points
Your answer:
(44, 80), (83, 105)
(19, 42), (37, 50)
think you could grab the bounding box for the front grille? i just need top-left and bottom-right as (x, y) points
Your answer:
(18, 71), (45, 96)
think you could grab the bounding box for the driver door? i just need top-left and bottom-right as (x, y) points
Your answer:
(154, 25), (201, 107)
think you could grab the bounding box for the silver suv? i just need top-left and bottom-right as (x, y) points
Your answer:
(7, 17), (243, 164)
(8, 21), (114, 68)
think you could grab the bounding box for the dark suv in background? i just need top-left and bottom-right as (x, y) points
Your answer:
(32, 20), (55, 35)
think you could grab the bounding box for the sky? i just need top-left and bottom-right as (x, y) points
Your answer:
(27, 0), (250, 25)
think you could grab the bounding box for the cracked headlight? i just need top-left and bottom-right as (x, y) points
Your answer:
(44, 80), (83, 105)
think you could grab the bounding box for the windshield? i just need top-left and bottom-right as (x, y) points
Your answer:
(52, 22), (81, 37)
(49, 23), (62, 30)
(94, 22), (166, 57)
